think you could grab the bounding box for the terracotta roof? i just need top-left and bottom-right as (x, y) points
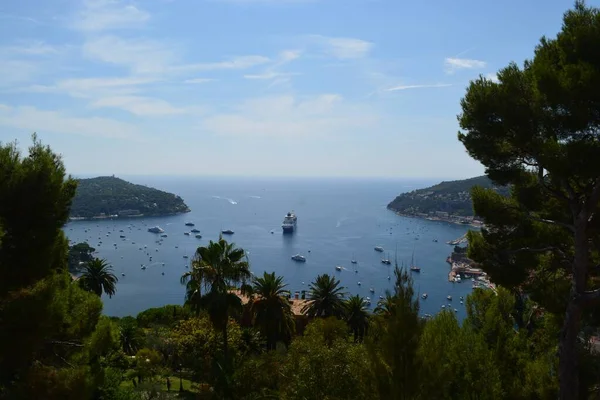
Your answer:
(229, 290), (310, 316)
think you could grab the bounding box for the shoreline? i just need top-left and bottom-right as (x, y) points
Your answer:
(388, 209), (483, 229)
(68, 209), (191, 222)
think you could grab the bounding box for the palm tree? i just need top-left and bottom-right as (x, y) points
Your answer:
(119, 317), (143, 355)
(78, 258), (118, 298)
(249, 272), (295, 350)
(180, 236), (251, 359)
(302, 274), (346, 318)
(374, 294), (396, 318)
(344, 295), (369, 342)
(180, 264), (205, 314)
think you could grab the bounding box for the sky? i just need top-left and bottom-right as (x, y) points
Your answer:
(0, 0), (593, 178)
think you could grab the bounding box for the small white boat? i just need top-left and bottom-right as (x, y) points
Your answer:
(422, 293), (428, 299)
(185, 222), (195, 226)
(221, 229), (234, 235)
(183, 255), (189, 259)
(195, 234), (202, 239)
(369, 288), (375, 293)
(121, 273), (125, 276)
(291, 254), (306, 262)
(447, 295), (452, 301)
(357, 281), (361, 286)
(184, 232), (190, 236)
(335, 265), (342, 271)
(141, 266), (146, 270)
(374, 246), (384, 252)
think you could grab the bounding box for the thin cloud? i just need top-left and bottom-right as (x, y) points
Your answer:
(310, 35), (373, 59)
(385, 83), (453, 91)
(209, 0), (317, 3)
(184, 78), (216, 84)
(90, 96), (190, 116)
(72, 0), (150, 32)
(244, 71), (300, 80)
(200, 94), (377, 138)
(0, 13), (40, 24)
(82, 36), (176, 74)
(243, 50), (301, 82)
(0, 104), (142, 140)
(444, 57), (486, 73)
(174, 55), (270, 72)
(2, 41), (60, 55)
(485, 73), (499, 83)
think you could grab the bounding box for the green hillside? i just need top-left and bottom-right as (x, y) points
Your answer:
(70, 176), (190, 219)
(387, 176), (509, 217)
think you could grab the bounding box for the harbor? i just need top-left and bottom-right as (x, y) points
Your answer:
(65, 177), (476, 319)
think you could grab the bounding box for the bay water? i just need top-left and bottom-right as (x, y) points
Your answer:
(65, 177), (474, 319)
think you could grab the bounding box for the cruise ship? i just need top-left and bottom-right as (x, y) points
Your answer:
(282, 211), (297, 233)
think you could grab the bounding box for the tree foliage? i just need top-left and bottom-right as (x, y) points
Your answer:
(78, 258), (118, 298)
(302, 273), (346, 318)
(249, 271), (295, 350)
(457, 2), (600, 398)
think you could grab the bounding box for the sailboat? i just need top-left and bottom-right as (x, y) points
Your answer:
(351, 254), (357, 264)
(410, 248), (421, 272)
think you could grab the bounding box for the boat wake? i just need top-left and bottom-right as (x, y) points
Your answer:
(212, 196), (238, 205)
(336, 216), (349, 228)
(247, 195), (261, 199)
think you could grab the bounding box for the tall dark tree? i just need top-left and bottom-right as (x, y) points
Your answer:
(343, 295), (369, 342)
(78, 258), (118, 298)
(302, 274), (346, 318)
(0, 136), (103, 398)
(457, 3), (600, 398)
(367, 266), (421, 400)
(249, 271), (294, 350)
(180, 236), (251, 360)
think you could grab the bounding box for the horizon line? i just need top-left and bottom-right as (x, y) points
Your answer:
(69, 173), (482, 181)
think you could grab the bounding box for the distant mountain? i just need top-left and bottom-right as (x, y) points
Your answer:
(69, 176), (190, 219)
(387, 176), (509, 217)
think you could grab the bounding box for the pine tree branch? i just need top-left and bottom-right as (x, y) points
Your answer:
(527, 214), (575, 232)
(504, 246), (558, 254)
(581, 288), (600, 304)
(54, 352), (75, 368)
(585, 179), (600, 219)
(538, 170), (570, 202)
(48, 340), (84, 348)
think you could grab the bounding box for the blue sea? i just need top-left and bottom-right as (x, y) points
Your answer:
(65, 177), (474, 319)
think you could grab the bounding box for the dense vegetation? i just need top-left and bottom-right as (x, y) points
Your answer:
(68, 241), (96, 272)
(458, 2), (600, 398)
(3, 3), (600, 399)
(70, 176), (190, 219)
(2, 137), (597, 400)
(387, 175), (509, 217)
